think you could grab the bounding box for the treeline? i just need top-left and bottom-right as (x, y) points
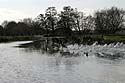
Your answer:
(0, 19), (45, 36)
(0, 6), (125, 36)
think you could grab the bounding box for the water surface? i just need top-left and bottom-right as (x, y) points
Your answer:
(0, 41), (125, 83)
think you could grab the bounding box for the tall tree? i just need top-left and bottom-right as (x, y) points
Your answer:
(58, 6), (75, 30)
(58, 6), (86, 33)
(45, 7), (57, 36)
(35, 14), (45, 29)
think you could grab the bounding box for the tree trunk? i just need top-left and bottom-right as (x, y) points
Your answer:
(77, 19), (81, 34)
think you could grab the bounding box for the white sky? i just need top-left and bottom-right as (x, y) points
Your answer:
(0, 0), (124, 24)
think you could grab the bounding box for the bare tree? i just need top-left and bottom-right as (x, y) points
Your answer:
(94, 7), (125, 35)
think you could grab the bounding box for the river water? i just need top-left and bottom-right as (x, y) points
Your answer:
(0, 41), (125, 83)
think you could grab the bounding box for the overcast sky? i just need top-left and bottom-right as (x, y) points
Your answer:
(0, 0), (124, 24)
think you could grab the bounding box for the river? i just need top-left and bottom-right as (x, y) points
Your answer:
(0, 41), (125, 83)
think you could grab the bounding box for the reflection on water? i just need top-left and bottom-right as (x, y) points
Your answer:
(19, 39), (62, 54)
(19, 40), (125, 60)
(0, 41), (125, 83)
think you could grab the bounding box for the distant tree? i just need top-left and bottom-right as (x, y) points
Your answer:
(94, 7), (125, 35)
(1, 20), (8, 28)
(0, 25), (4, 35)
(13, 22), (30, 36)
(21, 18), (34, 27)
(21, 18), (45, 35)
(4, 21), (17, 35)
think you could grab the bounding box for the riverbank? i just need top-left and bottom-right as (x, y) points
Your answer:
(0, 36), (33, 42)
(104, 35), (125, 43)
(67, 34), (125, 45)
(0, 35), (125, 44)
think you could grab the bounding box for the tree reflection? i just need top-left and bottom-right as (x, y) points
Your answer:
(19, 37), (67, 55)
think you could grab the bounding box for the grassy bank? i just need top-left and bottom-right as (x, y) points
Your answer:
(0, 36), (33, 42)
(67, 34), (125, 44)
(104, 35), (125, 42)
(0, 34), (125, 44)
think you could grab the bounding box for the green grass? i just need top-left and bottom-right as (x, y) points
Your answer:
(104, 35), (125, 42)
(70, 34), (125, 44)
